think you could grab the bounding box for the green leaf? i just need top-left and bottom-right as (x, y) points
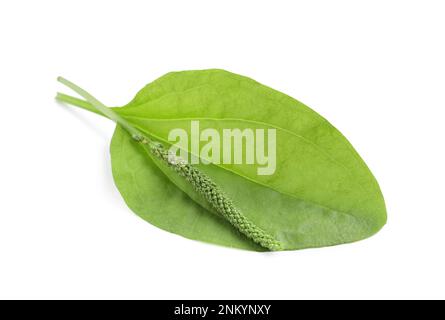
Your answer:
(58, 69), (387, 251)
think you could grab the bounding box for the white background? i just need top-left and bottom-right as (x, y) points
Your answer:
(0, 0), (444, 300)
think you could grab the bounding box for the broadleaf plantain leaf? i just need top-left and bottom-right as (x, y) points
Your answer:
(108, 69), (386, 251)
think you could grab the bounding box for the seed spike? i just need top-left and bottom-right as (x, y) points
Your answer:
(56, 77), (283, 251)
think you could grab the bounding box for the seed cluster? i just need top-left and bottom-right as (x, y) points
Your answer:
(139, 137), (282, 251)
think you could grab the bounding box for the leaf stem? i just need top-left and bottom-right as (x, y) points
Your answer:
(57, 77), (143, 140)
(56, 93), (103, 117)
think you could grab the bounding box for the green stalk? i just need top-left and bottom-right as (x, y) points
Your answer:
(57, 77), (143, 140)
(56, 77), (282, 251)
(56, 93), (101, 116)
